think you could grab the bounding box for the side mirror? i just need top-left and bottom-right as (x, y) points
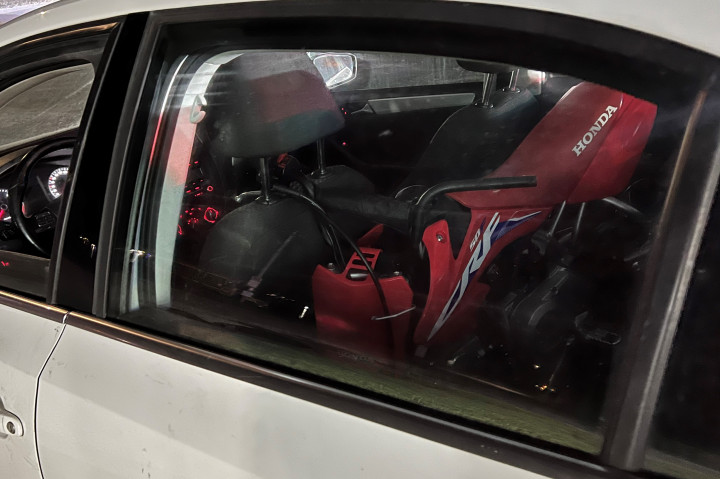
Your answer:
(308, 53), (357, 89)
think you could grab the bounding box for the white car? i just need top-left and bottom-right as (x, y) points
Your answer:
(0, 1), (718, 478)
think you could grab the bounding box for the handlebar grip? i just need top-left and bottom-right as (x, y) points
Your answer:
(317, 192), (412, 232)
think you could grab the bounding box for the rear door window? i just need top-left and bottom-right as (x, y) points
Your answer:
(110, 37), (693, 456)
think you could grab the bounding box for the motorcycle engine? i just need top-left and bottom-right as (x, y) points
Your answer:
(479, 216), (628, 393)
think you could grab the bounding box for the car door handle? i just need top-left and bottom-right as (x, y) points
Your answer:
(0, 406), (23, 436)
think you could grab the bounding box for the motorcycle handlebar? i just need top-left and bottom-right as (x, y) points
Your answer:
(410, 175), (537, 244)
(317, 193), (413, 232)
(316, 175), (537, 244)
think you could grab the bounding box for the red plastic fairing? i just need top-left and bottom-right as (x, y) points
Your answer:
(313, 248), (413, 359)
(567, 95), (657, 203)
(357, 224), (384, 247)
(413, 209), (549, 348)
(450, 83), (657, 209)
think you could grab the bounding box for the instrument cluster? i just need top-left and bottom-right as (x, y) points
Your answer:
(0, 147), (71, 246)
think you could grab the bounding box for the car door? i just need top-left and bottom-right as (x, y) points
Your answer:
(34, 2), (720, 479)
(0, 296), (64, 479)
(0, 20), (114, 479)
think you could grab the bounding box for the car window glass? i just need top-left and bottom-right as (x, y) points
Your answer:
(0, 62), (95, 297)
(0, 64), (94, 153)
(644, 189), (720, 479)
(113, 47), (689, 455)
(331, 52), (486, 91)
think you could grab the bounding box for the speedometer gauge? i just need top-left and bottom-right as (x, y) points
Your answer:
(48, 167), (69, 199)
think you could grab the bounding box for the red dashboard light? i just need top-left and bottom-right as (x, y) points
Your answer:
(204, 207), (219, 223)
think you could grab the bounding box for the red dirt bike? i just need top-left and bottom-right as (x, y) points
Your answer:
(306, 81), (656, 391)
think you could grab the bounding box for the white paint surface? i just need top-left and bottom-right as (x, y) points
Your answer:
(37, 325), (547, 479)
(0, 303), (64, 479)
(0, 0), (717, 58)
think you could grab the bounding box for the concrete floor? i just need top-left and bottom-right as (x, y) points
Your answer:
(0, 0), (57, 25)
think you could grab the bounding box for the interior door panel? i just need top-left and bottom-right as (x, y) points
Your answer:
(366, 92), (475, 114)
(329, 104), (462, 192)
(328, 82), (484, 192)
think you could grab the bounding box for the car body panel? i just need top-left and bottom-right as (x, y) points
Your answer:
(0, 0), (718, 58)
(36, 324), (547, 479)
(0, 302), (64, 479)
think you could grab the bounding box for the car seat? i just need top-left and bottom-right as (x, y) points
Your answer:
(197, 52), (345, 300)
(399, 60), (541, 190)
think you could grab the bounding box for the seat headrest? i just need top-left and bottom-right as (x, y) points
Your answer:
(204, 52), (344, 158)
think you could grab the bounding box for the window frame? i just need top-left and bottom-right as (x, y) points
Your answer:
(86, 2), (720, 478)
(643, 169), (720, 479)
(50, 13), (149, 310)
(600, 86), (720, 472)
(0, 19), (116, 299)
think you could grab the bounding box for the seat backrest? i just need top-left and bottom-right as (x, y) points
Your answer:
(537, 75), (581, 114)
(399, 88), (540, 188)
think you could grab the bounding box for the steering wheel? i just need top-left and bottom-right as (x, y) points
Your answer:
(8, 138), (75, 256)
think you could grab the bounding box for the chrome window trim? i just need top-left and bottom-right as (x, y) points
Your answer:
(0, 289), (67, 322)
